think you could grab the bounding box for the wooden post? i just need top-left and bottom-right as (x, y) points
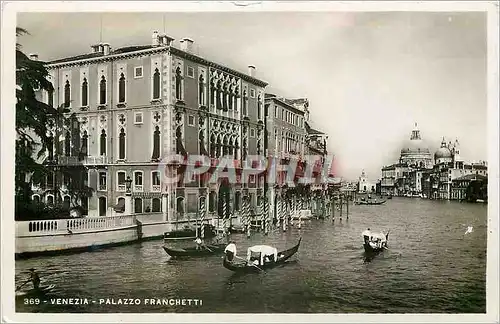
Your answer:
(332, 196), (335, 222)
(346, 195), (349, 219)
(340, 195), (343, 220)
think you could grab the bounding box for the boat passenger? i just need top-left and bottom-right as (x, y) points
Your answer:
(224, 241), (237, 261)
(194, 237), (203, 250)
(28, 268), (40, 290)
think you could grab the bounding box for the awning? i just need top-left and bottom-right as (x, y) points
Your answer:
(113, 199), (125, 213)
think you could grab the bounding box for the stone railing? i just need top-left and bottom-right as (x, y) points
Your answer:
(16, 215), (137, 237)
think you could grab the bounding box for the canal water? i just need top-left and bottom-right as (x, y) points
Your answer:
(15, 198), (487, 313)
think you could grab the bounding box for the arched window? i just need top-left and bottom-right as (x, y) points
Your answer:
(175, 67), (182, 100)
(65, 130), (71, 156)
(216, 135), (222, 158)
(80, 130), (88, 157)
(233, 88), (239, 112)
(210, 134), (216, 158)
(98, 197), (107, 216)
(222, 136), (228, 156)
(99, 76), (106, 105)
(152, 126), (160, 160)
(228, 138), (234, 156)
(81, 78), (88, 107)
(118, 128), (126, 160)
(134, 198), (143, 214)
(64, 80), (70, 108)
(100, 129), (107, 156)
(63, 196), (70, 209)
(228, 88), (233, 110)
(47, 195), (54, 206)
(153, 68), (160, 99)
(222, 84), (228, 111)
(210, 81), (215, 105)
(152, 198), (161, 212)
(257, 95), (262, 120)
(118, 73), (126, 103)
(32, 195), (40, 203)
(47, 134), (54, 160)
(234, 139), (239, 160)
(176, 197), (184, 214)
(199, 74), (205, 106)
(242, 90), (247, 116)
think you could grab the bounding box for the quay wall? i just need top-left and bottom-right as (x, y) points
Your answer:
(15, 214), (222, 257)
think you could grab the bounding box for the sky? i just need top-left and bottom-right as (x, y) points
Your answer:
(17, 11), (488, 181)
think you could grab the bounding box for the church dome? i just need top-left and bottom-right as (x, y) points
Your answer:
(434, 137), (453, 159)
(400, 123), (431, 155)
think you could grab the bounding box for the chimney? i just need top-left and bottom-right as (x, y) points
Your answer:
(29, 53), (39, 61)
(152, 30), (159, 46)
(102, 43), (111, 55)
(248, 65), (256, 77)
(180, 37), (194, 52)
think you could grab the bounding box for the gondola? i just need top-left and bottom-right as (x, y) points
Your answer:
(363, 231), (390, 253)
(355, 200), (386, 205)
(222, 238), (302, 273)
(163, 243), (227, 258)
(164, 224), (216, 240)
(16, 284), (55, 297)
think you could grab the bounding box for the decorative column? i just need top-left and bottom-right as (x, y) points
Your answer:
(199, 189), (207, 239)
(223, 194), (228, 234)
(264, 197), (269, 235)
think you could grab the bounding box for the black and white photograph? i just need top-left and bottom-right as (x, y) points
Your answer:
(1, 1), (498, 322)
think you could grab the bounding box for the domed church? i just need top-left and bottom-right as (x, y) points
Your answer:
(399, 123), (433, 169)
(434, 137), (462, 166)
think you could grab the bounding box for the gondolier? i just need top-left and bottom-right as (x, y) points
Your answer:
(29, 268), (40, 290)
(224, 241), (237, 261)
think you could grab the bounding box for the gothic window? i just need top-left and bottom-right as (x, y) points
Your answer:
(217, 81), (223, 110)
(223, 136), (228, 156)
(210, 134), (216, 158)
(234, 139), (239, 160)
(257, 95), (262, 120)
(222, 84), (228, 111)
(234, 191), (241, 211)
(216, 135), (222, 158)
(81, 78), (88, 106)
(80, 131), (88, 157)
(99, 76), (107, 105)
(175, 67), (182, 100)
(152, 126), (160, 160)
(118, 73), (126, 103)
(210, 81), (215, 105)
(242, 90), (247, 116)
(119, 128), (126, 159)
(233, 88), (239, 112)
(64, 131), (71, 156)
(64, 80), (70, 108)
(153, 68), (160, 99)
(100, 129), (107, 156)
(199, 74), (205, 106)
(47, 134), (54, 160)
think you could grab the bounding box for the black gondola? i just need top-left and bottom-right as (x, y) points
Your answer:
(222, 238), (302, 273)
(163, 243), (226, 258)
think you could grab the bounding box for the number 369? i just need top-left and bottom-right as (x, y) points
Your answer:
(24, 298), (40, 305)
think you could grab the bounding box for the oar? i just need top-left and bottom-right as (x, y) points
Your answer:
(234, 255), (264, 272)
(203, 245), (213, 252)
(16, 280), (31, 291)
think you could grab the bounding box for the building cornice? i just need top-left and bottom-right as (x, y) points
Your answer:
(46, 45), (268, 88)
(265, 97), (306, 116)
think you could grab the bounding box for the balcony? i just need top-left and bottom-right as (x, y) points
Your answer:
(98, 184), (107, 191)
(117, 184), (126, 192)
(57, 156), (109, 166)
(152, 184), (161, 192)
(134, 185), (143, 192)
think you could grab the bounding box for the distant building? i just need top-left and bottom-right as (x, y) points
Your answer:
(357, 170), (376, 193)
(399, 123), (433, 169)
